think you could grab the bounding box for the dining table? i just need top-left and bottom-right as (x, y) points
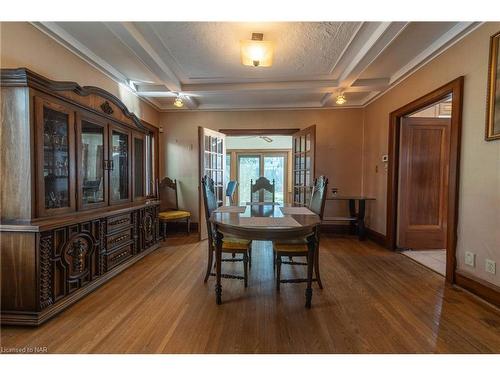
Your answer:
(210, 203), (321, 308)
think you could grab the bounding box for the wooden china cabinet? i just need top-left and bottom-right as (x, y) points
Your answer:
(0, 68), (161, 326)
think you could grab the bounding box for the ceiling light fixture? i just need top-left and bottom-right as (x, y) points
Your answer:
(240, 33), (274, 68)
(173, 95), (184, 108)
(336, 92), (347, 105)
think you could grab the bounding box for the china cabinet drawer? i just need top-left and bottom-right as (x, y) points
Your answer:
(107, 213), (132, 233)
(106, 244), (133, 271)
(106, 227), (133, 250)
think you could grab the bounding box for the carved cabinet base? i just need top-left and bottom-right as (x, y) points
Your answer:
(1, 203), (160, 326)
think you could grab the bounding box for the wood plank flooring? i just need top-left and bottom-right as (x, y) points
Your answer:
(1, 235), (500, 353)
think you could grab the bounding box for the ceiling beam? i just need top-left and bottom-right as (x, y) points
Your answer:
(104, 22), (184, 93)
(322, 22), (409, 107)
(181, 80), (339, 94)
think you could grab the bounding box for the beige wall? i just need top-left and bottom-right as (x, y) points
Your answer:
(160, 109), (364, 222)
(0, 22), (160, 126)
(362, 22), (500, 286)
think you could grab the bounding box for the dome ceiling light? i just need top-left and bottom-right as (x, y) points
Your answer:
(240, 33), (274, 68)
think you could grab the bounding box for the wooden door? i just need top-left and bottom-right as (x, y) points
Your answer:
(198, 127), (226, 240)
(76, 112), (108, 210)
(292, 125), (316, 206)
(108, 124), (132, 205)
(34, 96), (77, 217)
(398, 117), (451, 249)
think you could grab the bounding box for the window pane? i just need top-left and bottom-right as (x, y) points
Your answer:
(264, 156), (285, 204)
(238, 156), (260, 205)
(43, 106), (70, 209)
(81, 121), (104, 205)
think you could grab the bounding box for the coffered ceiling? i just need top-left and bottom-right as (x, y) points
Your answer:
(33, 21), (481, 111)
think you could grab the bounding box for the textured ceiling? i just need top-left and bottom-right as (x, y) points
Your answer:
(136, 22), (361, 82)
(34, 21), (480, 110)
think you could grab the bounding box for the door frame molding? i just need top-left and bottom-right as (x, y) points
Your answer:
(386, 76), (464, 283)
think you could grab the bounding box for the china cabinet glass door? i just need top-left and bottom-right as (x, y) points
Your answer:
(133, 133), (146, 200)
(109, 125), (131, 204)
(78, 115), (108, 209)
(35, 97), (76, 216)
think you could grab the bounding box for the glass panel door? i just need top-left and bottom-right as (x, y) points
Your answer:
(237, 155), (260, 205)
(79, 118), (107, 209)
(263, 155), (285, 204)
(133, 134), (145, 200)
(36, 97), (76, 216)
(109, 126), (130, 204)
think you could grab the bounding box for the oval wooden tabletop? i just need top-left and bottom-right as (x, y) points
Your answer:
(210, 204), (321, 241)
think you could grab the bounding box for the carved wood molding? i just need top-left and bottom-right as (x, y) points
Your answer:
(0, 68), (147, 131)
(39, 233), (54, 309)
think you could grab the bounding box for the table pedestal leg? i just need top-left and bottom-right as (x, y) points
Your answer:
(348, 199), (357, 235)
(358, 200), (366, 241)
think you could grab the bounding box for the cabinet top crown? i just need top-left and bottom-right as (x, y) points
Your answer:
(1, 68), (153, 133)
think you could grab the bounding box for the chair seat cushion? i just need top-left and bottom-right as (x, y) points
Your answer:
(273, 238), (308, 253)
(222, 237), (251, 251)
(159, 210), (191, 220)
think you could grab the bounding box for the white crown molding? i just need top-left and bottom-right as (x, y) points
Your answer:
(30, 22), (163, 113)
(30, 21), (485, 112)
(363, 21), (483, 107)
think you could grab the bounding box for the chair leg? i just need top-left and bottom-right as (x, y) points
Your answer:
(248, 245), (252, 268)
(276, 254), (282, 291)
(162, 222), (167, 240)
(243, 253), (249, 288)
(187, 217), (191, 235)
(314, 247), (323, 289)
(204, 248), (214, 283)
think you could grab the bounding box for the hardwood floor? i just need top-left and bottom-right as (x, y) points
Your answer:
(1, 234), (500, 353)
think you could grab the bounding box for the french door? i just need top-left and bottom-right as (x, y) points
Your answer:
(235, 152), (288, 205)
(198, 127), (226, 240)
(292, 125), (316, 206)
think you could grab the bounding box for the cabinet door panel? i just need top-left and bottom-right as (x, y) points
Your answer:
(77, 113), (108, 210)
(35, 97), (76, 217)
(132, 132), (146, 201)
(109, 125), (131, 204)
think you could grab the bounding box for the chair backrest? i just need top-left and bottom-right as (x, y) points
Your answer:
(225, 180), (238, 205)
(158, 177), (179, 212)
(201, 175), (218, 246)
(309, 175), (329, 219)
(250, 177), (275, 203)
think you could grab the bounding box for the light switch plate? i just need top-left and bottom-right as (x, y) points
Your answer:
(485, 259), (496, 274)
(465, 251), (475, 267)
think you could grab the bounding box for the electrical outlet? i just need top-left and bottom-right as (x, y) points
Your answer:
(485, 259), (496, 274)
(465, 251), (475, 267)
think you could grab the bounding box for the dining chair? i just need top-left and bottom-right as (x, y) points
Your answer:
(202, 175), (252, 286)
(225, 180), (238, 205)
(273, 175), (329, 290)
(250, 176), (275, 203)
(158, 177), (191, 238)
